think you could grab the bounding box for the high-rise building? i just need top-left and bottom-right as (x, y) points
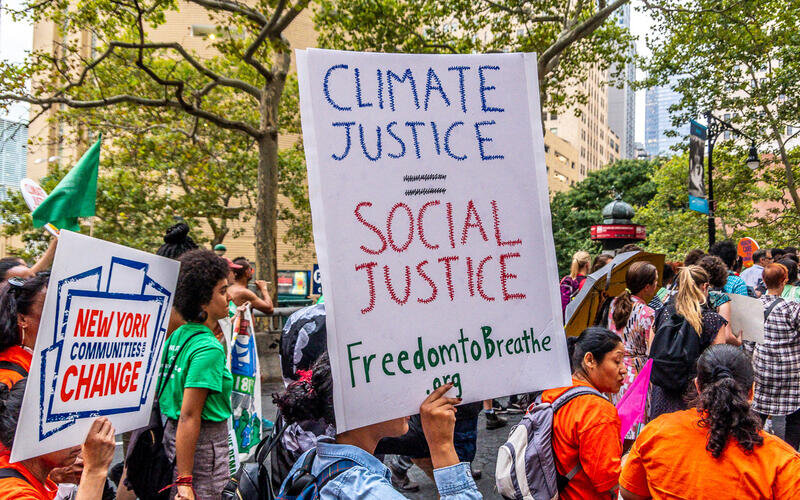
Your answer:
(607, 3), (635, 159)
(644, 76), (689, 157)
(544, 66), (622, 178)
(0, 119), (27, 201)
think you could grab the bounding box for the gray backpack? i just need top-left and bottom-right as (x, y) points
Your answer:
(496, 386), (603, 500)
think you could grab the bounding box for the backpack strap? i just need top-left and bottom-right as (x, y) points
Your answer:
(0, 361), (28, 378)
(155, 331), (204, 400)
(764, 297), (784, 321)
(551, 385), (604, 413)
(0, 467), (30, 484)
(312, 458), (358, 497)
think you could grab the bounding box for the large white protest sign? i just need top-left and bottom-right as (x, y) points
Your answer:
(12, 230), (179, 462)
(726, 293), (766, 344)
(297, 49), (571, 432)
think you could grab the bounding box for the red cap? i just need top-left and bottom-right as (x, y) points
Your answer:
(224, 257), (243, 269)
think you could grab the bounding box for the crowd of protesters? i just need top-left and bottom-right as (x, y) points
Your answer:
(1, 224), (800, 499)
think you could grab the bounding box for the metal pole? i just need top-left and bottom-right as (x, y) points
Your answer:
(707, 125), (715, 247)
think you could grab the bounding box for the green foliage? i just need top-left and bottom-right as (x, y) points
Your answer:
(314, 0), (634, 116)
(635, 145), (779, 260)
(550, 159), (658, 275)
(641, 0), (800, 213)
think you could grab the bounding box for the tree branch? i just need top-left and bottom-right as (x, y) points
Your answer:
(481, 0), (560, 21)
(183, 0), (266, 25)
(539, 0), (628, 75)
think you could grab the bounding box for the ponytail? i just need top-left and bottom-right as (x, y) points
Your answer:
(273, 352), (335, 426)
(695, 345), (763, 457)
(612, 261), (658, 330)
(675, 265), (708, 334)
(570, 251), (591, 279)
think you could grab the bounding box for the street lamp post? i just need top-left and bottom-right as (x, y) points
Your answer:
(703, 112), (760, 246)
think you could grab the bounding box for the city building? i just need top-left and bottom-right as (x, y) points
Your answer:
(544, 132), (581, 194)
(644, 76), (689, 157)
(607, 3), (636, 159)
(0, 119), (27, 202)
(25, 4), (318, 275)
(634, 142), (650, 160)
(544, 66), (622, 177)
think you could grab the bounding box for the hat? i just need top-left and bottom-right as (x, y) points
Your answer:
(224, 257), (242, 269)
(214, 244), (227, 251)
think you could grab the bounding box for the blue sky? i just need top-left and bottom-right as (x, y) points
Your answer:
(1, 0), (655, 141)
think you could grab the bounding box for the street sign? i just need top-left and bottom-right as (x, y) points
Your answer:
(312, 264), (322, 295)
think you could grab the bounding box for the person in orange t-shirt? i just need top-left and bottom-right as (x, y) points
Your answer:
(540, 327), (627, 500)
(0, 379), (116, 500)
(621, 344), (800, 499)
(0, 274), (49, 389)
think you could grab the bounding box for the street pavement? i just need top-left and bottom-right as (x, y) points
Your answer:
(262, 382), (520, 499)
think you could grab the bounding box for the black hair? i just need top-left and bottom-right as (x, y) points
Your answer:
(0, 378), (26, 450)
(695, 344), (763, 458)
(784, 247), (797, 257)
(566, 327), (622, 374)
(770, 248), (785, 260)
(662, 262), (676, 285)
(684, 249), (706, 267)
(752, 249), (767, 264)
(698, 255), (729, 289)
(778, 258), (798, 284)
(0, 273), (49, 351)
(232, 256), (251, 281)
(0, 257), (25, 282)
(156, 223), (198, 259)
(709, 240), (738, 270)
(174, 250), (229, 323)
(273, 352), (335, 426)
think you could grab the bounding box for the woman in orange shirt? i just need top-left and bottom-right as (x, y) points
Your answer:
(0, 379), (116, 500)
(539, 327), (627, 499)
(0, 274), (48, 389)
(620, 344), (800, 499)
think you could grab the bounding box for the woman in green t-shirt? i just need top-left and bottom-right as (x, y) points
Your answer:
(158, 249), (233, 499)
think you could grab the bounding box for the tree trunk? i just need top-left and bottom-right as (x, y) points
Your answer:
(255, 80), (285, 304)
(772, 129), (800, 215)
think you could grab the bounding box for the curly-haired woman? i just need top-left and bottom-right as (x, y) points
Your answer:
(620, 345), (800, 499)
(157, 250), (233, 499)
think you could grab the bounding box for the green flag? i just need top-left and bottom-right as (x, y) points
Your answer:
(32, 136), (101, 232)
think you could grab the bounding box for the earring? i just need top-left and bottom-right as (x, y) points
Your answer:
(198, 311), (208, 322)
(19, 325), (26, 346)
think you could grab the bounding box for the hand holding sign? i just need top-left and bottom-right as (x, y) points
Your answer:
(11, 231), (179, 462)
(297, 49), (570, 432)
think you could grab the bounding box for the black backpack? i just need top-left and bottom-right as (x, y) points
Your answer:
(222, 413), (289, 500)
(124, 331), (202, 499)
(649, 307), (701, 396)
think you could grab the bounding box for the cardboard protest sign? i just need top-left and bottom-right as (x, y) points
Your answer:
(726, 293), (766, 343)
(11, 230), (179, 462)
(297, 48), (571, 431)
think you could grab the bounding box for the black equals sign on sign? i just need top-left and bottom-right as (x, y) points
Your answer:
(403, 174), (446, 196)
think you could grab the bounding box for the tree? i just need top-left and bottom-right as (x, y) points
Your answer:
(641, 0), (800, 218)
(0, 119), (312, 261)
(314, 0), (634, 118)
(635, 145), (783, 259)
(550, 158), (658, 275)
(0, 0), (312, 296)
